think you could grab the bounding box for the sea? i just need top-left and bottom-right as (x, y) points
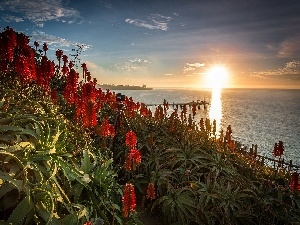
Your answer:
(115, 88), (300, 165)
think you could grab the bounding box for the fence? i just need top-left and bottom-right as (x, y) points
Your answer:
(232, 141), (300, 174)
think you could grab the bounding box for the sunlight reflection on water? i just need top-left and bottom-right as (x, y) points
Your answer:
(209, 88), (222, 133)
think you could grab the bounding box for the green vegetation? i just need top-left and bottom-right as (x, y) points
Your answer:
(1, 27), (300, 225)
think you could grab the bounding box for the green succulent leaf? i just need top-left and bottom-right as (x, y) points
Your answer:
(6, 196), (34, 225)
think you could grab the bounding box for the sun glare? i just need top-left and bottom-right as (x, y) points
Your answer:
(205, 65), (229, 89)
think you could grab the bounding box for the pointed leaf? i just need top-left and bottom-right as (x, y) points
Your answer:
(7, 196), (34, 224)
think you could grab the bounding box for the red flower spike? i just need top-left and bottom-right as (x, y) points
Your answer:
(81, 63), (87, 69)
(0, 27), (17, 61)
(68, 61), (74, 69)
(99, 117), (115, 137)
(56, 49), (63, 60)
(83, 222), (93, 225)
(146, 183), (156, 200)
(290, 172), (300, 192)
(63, 68), (79, 104)
(34, 41), (39, 50)
(125, 130), (137, 148)
(43, 43), (48, 54)
(124, 154), (132, 171)
(124, 148), (142, 171)
(273, 141), (284, 157)
(122, 183), (136, 218)
(16, 33), (29, 47)
(130, 148), (141, 165)
(62, 55), (68, 64)
(86, 71), (91, 82)
(36, 56), (55, 92)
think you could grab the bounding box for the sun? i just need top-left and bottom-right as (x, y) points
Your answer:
(205, 65), (229, 89)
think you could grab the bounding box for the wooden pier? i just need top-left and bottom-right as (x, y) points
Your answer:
(146, 100), (209, 110)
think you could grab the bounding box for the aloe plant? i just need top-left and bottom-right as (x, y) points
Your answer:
(0, 86), (122, 225)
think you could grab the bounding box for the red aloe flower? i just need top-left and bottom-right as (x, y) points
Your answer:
(130, 148), (141, 164)
(36, 55), (55, 92)
(124, 148), (141, 171)
(290, 172), (300, 192)
(68, 61), (74, 68)
(34, 41), (39, 50)
(140, 103), (149, 116)
(86, 71), (91, 82)
(81, 63), (87, 79)
(16, 33), (29, 48)
(64, 68), (79, 104)
(147, 183), (156, 199)
(14, 55), (31, 83)
(0, 27), (17, 62)
(146, 182), (156, 200)
(43, 43), (48, 54)
(56, 49), (63, 68)
(62, 55), (68, 64)
(125, 130), (137, 148)
(83, 101), (98, 128)
(124, 154), (132, 171)
(83, 222), (93, 225)
(225, 125), (232, 142)
(273, 141), (284, 157)
(122, 183), (136, 218)
(99, 117), (115, 137)
(56, 49), (63, 60)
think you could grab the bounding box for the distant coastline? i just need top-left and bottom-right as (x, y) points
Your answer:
(97, 84), (153, 90)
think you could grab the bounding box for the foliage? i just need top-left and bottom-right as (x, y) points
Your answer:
(0, 86), (122, 224)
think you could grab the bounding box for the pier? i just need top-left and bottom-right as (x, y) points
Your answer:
(146, 100), (209, 110)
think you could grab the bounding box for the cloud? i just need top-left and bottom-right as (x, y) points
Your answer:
(186, 63), (205, 68)
(99, 1), (113, 9)
(31, 31), (91, 51)
(278, 36), (300, 58)
(129, 58), (151, 64)
(164, 73), (174, 76)
(125, 14), (172, 31)
(0, 0), (80, 25)
(251, 60), (300, 78)
(1, 15), (24, 22)
(115, 58), (151, 72)
(183, 62), (205, 73)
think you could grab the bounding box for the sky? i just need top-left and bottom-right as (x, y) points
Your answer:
(1, 0), (300, 89)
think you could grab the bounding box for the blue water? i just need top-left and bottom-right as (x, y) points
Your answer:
(117, 88), (300, 165)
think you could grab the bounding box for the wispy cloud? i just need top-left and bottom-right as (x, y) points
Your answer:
(278, 36), (300, 58)
(251, 60), (300, 79)
(99, 1), (113, 9)
(31, 31), (91, 51)
(1, 15), (24, 22)
(0, 0), (80, 25)
(125, 14), (172, 31)
(129, 58), (151, 63)
(183, 62), (205, 73)
(115, 58), (151, 71)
